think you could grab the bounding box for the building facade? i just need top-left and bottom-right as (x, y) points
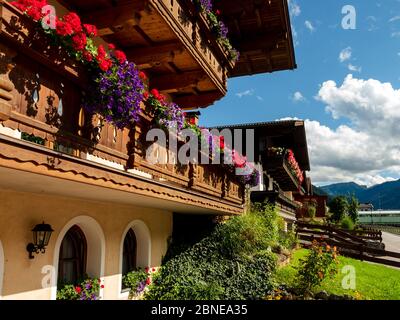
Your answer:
(0, 0), (295, 299)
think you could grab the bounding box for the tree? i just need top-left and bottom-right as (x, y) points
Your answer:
(328, 196), (348, 223)
(348, 195), (359, 224)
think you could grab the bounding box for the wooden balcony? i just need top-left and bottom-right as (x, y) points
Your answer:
(58, 0), (236, 109)
(263, 154), (302, 192)
(0, 2), (244, 214)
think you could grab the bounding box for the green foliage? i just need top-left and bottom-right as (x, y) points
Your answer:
(306, 201), (317, 219)
(340, 216), (355, 230)
(348, 195), (359, 224)
(57, 278), (101, 300)
(145, 204), (280, 300)
(21, 132), (45, 145)
(296, 242), (339, 294)
(122, 269), (148, 298)
(328, 196), (348, 222)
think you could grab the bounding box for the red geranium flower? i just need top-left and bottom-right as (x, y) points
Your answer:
(83, 50), (93, 62)
(27, 6), (42, 21)
(101, 285), (104, 289)
(72, 32), (87, 51)
(56, 20), (74, 36)
(139, 71), (147, 80)
(219, 136), (225, 150)
(75, 286), (82, 294)
(83, 24), (98, 37)
(108, 43), (116, 50)
(97, 45), (107, 60)
(145, 267), (149, 273)
(99, 58), (112, 72)
(62, 12), (82, 33)
(146, 278), (151, 285)
(189, 117), (196, 125)
(143, 91), (149, 100)
(150, 89), (160, 98)
(114, 50), (127, 64)
(10, 1), (27, 11)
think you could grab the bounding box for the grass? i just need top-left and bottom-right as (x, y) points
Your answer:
(275, 249), (400, 300)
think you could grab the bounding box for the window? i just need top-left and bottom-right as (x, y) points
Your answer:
(122, 229), (137, 277)
(58, 225), (87, 286)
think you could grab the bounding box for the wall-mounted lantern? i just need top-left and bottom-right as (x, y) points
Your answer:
(26, 222), (54, 259)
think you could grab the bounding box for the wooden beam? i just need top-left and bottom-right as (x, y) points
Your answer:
(81, 2), (147, 32)
(174, 91), (223, 109)
(151, 71), (206, 92)
(235, 28), (287, 52)
(125, 42), (184, 68)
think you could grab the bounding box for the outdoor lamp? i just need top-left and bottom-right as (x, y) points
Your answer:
(27, 222), (54, 259)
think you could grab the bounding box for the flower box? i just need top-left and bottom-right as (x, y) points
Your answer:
(0, 1), (88, 87)
(264, 153), (302, 192)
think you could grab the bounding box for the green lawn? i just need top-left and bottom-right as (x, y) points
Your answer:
(275, 249), (400, 300)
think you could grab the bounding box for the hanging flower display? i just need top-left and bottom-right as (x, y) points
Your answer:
(10, 0), (142, 129)
(10, 0), (253, 187)
(84, 59), (144, 129)
(268, 147), (304, 185)
(192, 0), (240, 62)
(286, 149), (304, 185)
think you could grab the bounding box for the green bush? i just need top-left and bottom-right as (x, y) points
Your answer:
(296, 241), (339, 294)
(123, 269), (148, 298)
(341, 216), (355, 230)
(145, 204), (279, 300)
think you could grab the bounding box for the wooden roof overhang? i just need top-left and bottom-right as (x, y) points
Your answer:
(215, 0), (297, 77)
(58, 0), (237, 109)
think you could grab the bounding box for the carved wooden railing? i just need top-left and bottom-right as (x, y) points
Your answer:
(263, 153), (302, 192)
(149, 0), (231, 94)
(0, 1), (244, 206)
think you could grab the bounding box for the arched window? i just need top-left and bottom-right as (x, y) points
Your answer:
(122, 229), (137, 276)
(58, 225), (87, 286)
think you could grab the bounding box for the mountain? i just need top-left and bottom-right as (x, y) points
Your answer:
(320, 182), (367, 197)
(319, 180), (400, 210)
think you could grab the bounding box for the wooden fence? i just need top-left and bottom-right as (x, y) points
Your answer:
(296, 221), (400, 268)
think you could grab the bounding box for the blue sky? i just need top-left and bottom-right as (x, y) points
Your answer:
(200, 0), (400, 187)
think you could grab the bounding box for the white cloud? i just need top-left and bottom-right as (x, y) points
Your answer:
(348, 64), (362, 72)
(339, 47), (352, 62)
(292, 91), (306, 102)
(256, 96), (264, 101)
(305, 20), (315, 32)
(391, 31), (400, 37)
(306, 75), (400, 185)
(288, 0), (301, 17)
(389, 16), (400, 22)
(236, 89), (254, 98)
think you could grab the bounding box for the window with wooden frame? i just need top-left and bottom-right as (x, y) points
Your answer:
(58, 225), (87, 286)
(122, 229), (137, 277)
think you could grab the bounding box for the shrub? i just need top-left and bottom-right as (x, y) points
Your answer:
(341, 216), (355, 230)
(145, 204), (279, 300)
(295, 241), (339, 294)
(328, 196), (348, 222)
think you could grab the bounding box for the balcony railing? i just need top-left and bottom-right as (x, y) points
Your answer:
(61, 0), (236, 108)
(263, 151), (303, 192)
(0, 2), (244, 210)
